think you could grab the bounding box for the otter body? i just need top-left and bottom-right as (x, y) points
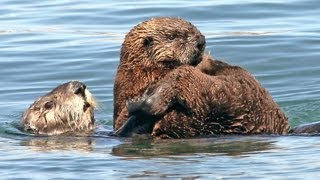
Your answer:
(113, 17), (206, 130)
(113, 17), (291, 139)
(22, 81), (96, 135)
(117, 57), (290, 138)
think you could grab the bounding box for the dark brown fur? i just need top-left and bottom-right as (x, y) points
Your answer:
(22, 81), (96, 135)
(122, 56), (290, 138)
(113, 17), (206, 130)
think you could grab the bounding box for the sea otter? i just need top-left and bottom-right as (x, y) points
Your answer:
(22, 81), (96, 135)
(113, 17), (206, 130)
(116, 55), (291, 138)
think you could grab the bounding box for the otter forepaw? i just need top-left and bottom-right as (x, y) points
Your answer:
(126, 98), (146, 115)
(126, 92), (168, 117)
(114, 115), (138, 137)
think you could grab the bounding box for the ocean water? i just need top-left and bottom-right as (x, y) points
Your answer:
(0, 0), (320, 179)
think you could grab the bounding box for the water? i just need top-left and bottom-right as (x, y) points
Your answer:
(0, 0), (320, 179)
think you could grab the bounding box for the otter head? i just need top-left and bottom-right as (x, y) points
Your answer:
(22, 81), (96, 136)
(121, 17), (206, 68)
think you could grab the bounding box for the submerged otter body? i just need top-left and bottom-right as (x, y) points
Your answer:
(117, 56), (291, 138)
(290, 121), (320, 134)
(22, 81), (96, 135)
(113, 17), (206, 130)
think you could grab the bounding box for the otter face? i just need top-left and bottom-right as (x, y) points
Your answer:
(22, 81), (96, 136)
(122, 17), (206, 67)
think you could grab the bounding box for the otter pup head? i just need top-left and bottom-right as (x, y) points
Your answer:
(22, 81), (97, 136)
(121, 17), (206, 68)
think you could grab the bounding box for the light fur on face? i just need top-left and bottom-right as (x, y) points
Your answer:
(22, 81), (96, 136)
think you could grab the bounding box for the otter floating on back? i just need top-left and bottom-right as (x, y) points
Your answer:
(114, 17), (320, 138)
(116, 55), (290, 138)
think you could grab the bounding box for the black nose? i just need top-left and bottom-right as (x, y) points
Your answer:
(196, 35), (206, 51)
(72, 81), (87, 95)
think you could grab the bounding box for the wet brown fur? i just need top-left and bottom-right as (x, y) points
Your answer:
(113, 17), (206, 130)
(22, 81), (96, 135)
(126, 56), (290, 138)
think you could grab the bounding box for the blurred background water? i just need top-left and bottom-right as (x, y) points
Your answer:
(0, 0), (319, 179)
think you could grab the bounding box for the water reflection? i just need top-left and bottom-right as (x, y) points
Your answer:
(20, 136), (95, 152)
(112, 136), (276, 158)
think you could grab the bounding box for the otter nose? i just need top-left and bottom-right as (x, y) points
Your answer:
(72, 81), (87, 95)
(196, 35), (206, 51)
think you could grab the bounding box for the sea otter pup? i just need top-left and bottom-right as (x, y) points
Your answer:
(22, 81), (96, 135)
(116, 56), (291, 138)
(113, 17), (206, 130)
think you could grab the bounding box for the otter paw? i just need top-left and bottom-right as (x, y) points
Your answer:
(126, 92), (168, 117)
(114, 115), (138, 137)
(126, 98), (147, 115)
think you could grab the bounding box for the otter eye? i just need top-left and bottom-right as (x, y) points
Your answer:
(44, 101), (54, 110)
(168, 34), (177, 41)
(143, 36), (154, 47)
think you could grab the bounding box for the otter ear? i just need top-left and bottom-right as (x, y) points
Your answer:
(44, 101), (54, 110)
(143, 36), (154, 47)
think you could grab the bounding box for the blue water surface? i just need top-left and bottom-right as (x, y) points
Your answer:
(0, 0), (320, 179)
